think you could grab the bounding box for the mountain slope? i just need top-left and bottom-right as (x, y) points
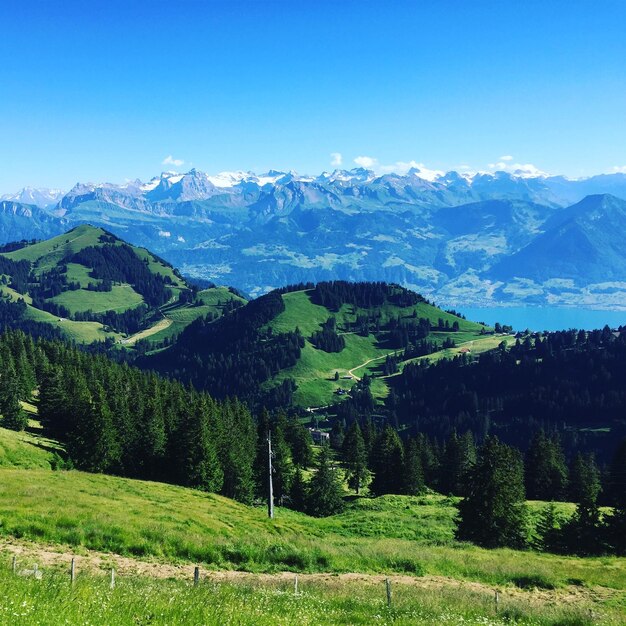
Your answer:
(491, 194), (626, 283)
(0, 225), (245, 344)
(147, 282), (489, 407)
(0, 200), (66, 242)
(3, 170), (626, 306)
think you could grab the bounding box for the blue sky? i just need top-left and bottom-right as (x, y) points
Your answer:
(1, 0), (625, 191)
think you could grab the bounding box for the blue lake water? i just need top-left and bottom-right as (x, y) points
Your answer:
(458, 306), (626, 332)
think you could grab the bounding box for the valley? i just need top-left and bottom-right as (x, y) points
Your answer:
(3, 170), (626, 310)
(0, 228), (625, 626)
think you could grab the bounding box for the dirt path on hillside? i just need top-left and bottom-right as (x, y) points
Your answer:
(347, 351), (401, 381)
(0, 537), (619, 610)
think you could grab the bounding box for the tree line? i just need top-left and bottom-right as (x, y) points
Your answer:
(2, 327), (626, 556)
(70, 243), (174, 308)
(0, 330), (311, 504)
(385, 327), (626, 460)
(146, 290), (304, 406)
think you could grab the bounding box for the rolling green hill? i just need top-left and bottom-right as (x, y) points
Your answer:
(2, 227), (502, 409)
(267, 288), (492, 406)
(149, 281), (496, 408)
(0, 225), (246, 346)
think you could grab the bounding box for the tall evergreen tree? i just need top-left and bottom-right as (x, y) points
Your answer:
(369, 426), (405, 496)
(525, 430), (568, 501)
(0, 365), (28, 431)
(38, 366), (70, 437)
(255, 410), (293, 504)
(289, 466), (308, 512)
(220, 399), (257, 504)
(306, 445), (344, 517)
(457, 437), (528, 549)
(440, 431), (475, 495)
(178, 394), (223, 492)
(563, 453), (602, 555)
(606, 439), (626, 554)
(285, 416), (314, 468)
(404, 438), (425, 495)
(534, 502), (565, 553)
(415, 432), (440, 489)
(342, 421), (369, 494)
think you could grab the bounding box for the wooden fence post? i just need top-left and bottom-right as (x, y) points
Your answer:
(110, 568), (116, 589)
(11, 556), (16, 574)
(494, 590), (499, 614)
(294, 574), (298, 595)
(70, 558), (75, 585)
(386, 577), (392, 607)
(194, 566), (200, 586)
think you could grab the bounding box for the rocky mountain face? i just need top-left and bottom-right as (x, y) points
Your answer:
(0, 200), (68, 243)
(2, 168), (626, 307)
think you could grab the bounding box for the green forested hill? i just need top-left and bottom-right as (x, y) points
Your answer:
(0, 225), (245, 345)
(147, 281), (494, 408)
(1, 228), (497, 408)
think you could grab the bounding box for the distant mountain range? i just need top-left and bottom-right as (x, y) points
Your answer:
(2, 167), (626, 308)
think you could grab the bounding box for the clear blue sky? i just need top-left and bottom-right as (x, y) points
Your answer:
(1, 0), (625, 191)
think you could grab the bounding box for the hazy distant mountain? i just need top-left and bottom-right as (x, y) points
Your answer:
(1, 187), (64, 209)
(2, 168), (626, 307)
(0, 200), (66, 242)
(492, 194), (626, 283)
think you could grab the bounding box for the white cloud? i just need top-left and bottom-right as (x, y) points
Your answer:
(499, 155), (514, 161)
(352, 156), (444, 181)
(354, 155), (377, 169)
(162, 155), (185, 167)
(487, 158), (547, 178)
(611, 165), (626, 173)
(330, 152), (343, 167)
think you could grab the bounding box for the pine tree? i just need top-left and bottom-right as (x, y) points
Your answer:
(289, 467), (308, 512)
(440, 431), (474, 496)
(457, 437), (528, 548)
(342, 421), (369, 494)
(534, 502), (565, 552)
(138, 375), (167, 478)
(608, 438), (626, 510)
(563, 453), (602, 555)
(525, 430), (568, 501)
(606, 439), (626, 554)
(65, 379), (119, 473)
(404, 438), (425, 495)
(255, 411), (293, 504)
(306, 445), (344, 517)
(286, 416), (314, 468)
(220, 399), (257, 504)
(178, 394), (223, 492)
(38, 366), (70, 437)
(0, 366), (28, 431)
(415, 432), (439, 489)
(369, 426), (405, 496)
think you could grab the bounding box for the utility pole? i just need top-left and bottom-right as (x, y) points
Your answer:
(268, 430), (274, 519)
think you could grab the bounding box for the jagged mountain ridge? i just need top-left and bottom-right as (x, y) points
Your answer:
(2, 169), (626, 307)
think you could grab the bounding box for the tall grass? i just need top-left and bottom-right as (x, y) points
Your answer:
(1, 469), (625, 593)
(0, 566), (611, 626)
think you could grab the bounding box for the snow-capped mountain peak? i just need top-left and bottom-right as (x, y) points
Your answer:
(0, 187), (65, 209)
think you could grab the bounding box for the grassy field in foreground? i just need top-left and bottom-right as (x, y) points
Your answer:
(0, 468), (625, 594)
(0, 566), (615, 626)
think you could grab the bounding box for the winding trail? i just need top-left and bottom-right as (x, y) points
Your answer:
(347, 351), (401, 381)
